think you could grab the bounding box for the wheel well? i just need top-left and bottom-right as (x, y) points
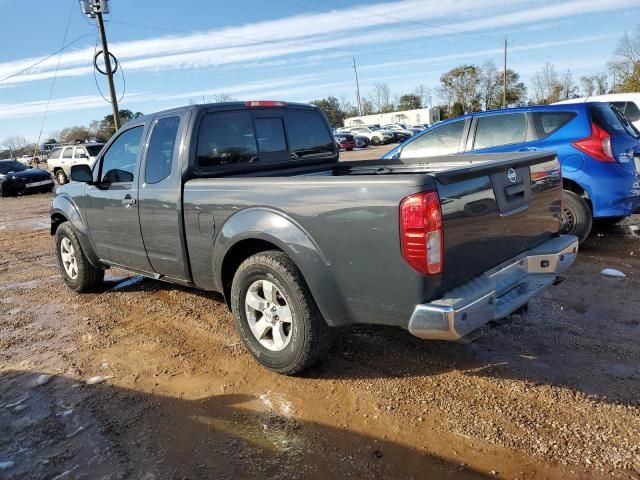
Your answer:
(221, 239), (283, 307)
(51, 213), (67, 235)
(562, 178), (592, 212)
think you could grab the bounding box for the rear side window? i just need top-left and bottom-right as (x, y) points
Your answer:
(284, 110), (334, 158)
(400, 120), (464, 159)
(145, 116), (180, 184)
(62, 147), (73, 158)
(473, 113), (527, 150)
(255, 118), (286, 153)
(196, 111), (258, 167)
(48, 148), (62, 159)
(532, 111), (576, 138)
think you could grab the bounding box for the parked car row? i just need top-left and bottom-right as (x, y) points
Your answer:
(333, 123), (428, 150)
(383, 97), (640, 242)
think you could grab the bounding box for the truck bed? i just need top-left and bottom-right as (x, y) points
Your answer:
(183, 151), (562, 327)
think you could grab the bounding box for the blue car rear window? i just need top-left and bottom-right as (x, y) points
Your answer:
(590, 104), (639, 138)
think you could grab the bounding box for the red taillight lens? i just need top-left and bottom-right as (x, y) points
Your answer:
(572, 123), (614, 162)
(245, 100), (286, 108)
(400, 192), (443, 275)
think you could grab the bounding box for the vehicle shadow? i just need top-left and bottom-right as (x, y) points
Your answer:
(0, 370), (489, 479)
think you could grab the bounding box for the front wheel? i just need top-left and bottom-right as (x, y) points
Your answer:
(55, 223), (104, 292)
(560, 190), (592, 243)
(371, 136), (381, 145)
(56, 169), (68, 185)
(230, 250), (332, 375)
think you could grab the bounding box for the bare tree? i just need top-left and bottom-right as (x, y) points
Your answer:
(560, 69), (578, 101)
(581, 73), (609, 97)
(413, 84), (432, 108)
(371, 83), (391, 113)
(531, 63), (562, 104)
(479, 60), (500, 110)
(2, 135), (28, 153)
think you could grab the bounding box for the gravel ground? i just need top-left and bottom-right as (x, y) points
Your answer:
(0, 188), (639, 480)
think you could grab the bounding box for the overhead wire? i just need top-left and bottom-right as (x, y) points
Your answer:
(33, 0), (77, 156)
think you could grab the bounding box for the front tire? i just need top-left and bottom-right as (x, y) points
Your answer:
(55, 223), (104, 292)
(231, 250), (332, 375)
(56, 169), (68, 185)
(560, 190), (592, 243)
(371, 136), (381, 145)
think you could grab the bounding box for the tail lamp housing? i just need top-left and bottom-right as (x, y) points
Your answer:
(400, 191), (443, 275)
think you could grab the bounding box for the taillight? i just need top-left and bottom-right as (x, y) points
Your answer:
(245, 100), (286, 108)
(572, 123), (614, 162)
(400, 192), (443, 275)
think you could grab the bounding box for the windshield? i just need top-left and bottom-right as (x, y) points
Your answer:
(85, 145), (104, 156)
(0, 161), (28, 174)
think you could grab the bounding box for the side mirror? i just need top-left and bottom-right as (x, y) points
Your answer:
(70, 164), (93, 183)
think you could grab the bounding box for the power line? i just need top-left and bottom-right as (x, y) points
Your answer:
(34, 0), (76, 154)
(0, 33), (93, 84)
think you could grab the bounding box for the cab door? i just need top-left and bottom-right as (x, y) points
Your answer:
(138, 112), (190, 281)
(84, 123), (154, 273)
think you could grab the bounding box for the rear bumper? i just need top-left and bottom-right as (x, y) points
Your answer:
(408, 235), (578, 341)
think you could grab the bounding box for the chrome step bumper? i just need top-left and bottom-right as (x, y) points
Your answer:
(408, 235), (579, 341)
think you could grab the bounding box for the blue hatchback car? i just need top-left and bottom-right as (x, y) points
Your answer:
(383, 103), (640, 241)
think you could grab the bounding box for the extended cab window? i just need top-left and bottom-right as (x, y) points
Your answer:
(532, 111), (576, 138)
(285, 110), (334, 158)
(473, 113), (527, 150)
(196, 111), (258, 167)
(100, 126), (144, 183)
(145, 116), (180, 184)
(400, 120), (464, 159)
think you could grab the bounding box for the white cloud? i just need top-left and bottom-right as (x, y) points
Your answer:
(1, 0), (634, 87)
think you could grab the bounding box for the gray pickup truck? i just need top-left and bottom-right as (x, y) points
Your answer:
(51, 101), (578, 374)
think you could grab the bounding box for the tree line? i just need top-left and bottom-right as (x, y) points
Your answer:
(0, 109), (143, 159)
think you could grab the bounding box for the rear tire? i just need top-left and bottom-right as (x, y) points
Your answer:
(55, 223), (104, 292)
(371, 136), (381, 145)
(560, 190), (592, 243)
(231, 250), (332, 375)
(56, 169), (68, 185)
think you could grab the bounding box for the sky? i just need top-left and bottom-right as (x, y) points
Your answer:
(0, 0), (639, 143)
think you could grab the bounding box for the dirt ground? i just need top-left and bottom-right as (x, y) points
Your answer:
(1, 178), (639, 479)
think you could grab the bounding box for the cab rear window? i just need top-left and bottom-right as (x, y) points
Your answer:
(196, 109), (335, 168)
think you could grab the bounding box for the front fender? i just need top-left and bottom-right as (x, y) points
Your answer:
(213, 207), (349, 327)
(51, 193), (101, 267)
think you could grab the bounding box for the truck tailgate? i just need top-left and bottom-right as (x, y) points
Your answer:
(431, 151), (562, 290)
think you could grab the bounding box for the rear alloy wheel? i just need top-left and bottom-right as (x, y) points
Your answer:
(560, 190), (593, 243)
(371, 136), (381, 145)
(231, 250), (332, 374)
(56, 170), (68, 185)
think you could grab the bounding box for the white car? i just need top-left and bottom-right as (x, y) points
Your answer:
(554, 93), (640, 131)
(382, 124), (415, 136)
(348, 126), (393, 145)
(47, 143), (104, 184)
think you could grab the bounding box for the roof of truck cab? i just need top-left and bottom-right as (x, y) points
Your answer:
(124, 101), (320, 127)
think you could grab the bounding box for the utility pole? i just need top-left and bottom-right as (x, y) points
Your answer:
(503, 37), (507, 109)
(79, 0), (121, 130)
(353, 57), (363, 116)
